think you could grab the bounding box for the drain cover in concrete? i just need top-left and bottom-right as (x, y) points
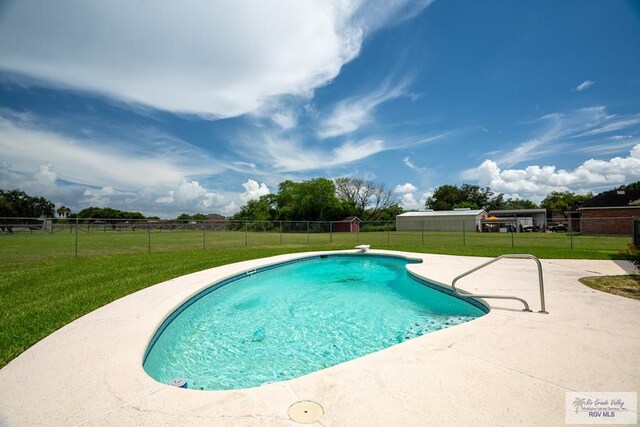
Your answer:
(288, 400), (324, 424)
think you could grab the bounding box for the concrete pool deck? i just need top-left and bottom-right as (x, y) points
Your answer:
(0, 250), (638, 426)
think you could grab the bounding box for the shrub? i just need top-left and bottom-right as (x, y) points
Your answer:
(621, 242), (640, 270)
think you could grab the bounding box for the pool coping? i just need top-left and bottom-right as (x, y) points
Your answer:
(0, 249), (638, 426)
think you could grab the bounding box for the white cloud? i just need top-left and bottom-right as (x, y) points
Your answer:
(154, 180), (225, 210)
(317, 80), (408, 138)
(0, 114), (224, 191)
(399, 193), (421, 210)
(574, 116), (640, 138)
(0, 1), (431, 118)
(489, 107), (640, 168)
(34, 163), (57, 185)
(222, 201), (238, 215)
(0, 118), (236, 217)
(240, 179), (271, 202)
(391, 182), (429, 210)
(248, 134), (387, 172)
(271, 112), (297, 130)
(403, 157), (418, 170)
(465, 144), (640, 201)
(402, 155), (431, 171)
(575, 80), (594, 91)
(394, 183), (417, 193)
(579, 138), (640, 155)
(82, 186), (129, 207)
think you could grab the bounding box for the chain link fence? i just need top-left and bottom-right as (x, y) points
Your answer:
(0, 216), (635, 259)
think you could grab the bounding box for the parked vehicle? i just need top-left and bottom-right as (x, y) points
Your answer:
(550, 223), (568, 232)
(522, 225), (540, 232)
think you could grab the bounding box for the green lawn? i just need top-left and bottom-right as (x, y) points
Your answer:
(0, 228), (632, 368)
(579, 275), (640, 301)
(0, 228), (630, 262)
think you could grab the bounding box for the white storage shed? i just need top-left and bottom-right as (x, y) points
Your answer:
(396, 209), (488, 232)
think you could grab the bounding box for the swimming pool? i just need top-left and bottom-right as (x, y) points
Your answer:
(143, 254), (488, 390)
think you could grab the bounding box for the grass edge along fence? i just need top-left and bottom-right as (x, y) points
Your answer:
(0, 216), (635, 261)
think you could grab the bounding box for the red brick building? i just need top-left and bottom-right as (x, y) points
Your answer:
(578, 189), (640, 235)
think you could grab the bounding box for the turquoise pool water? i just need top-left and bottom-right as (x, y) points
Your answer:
(143, 254), (487, 390)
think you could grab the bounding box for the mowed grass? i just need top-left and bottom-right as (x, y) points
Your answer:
(0, 228), (630, 262)
(0, 245), (354, 368)
(0, 228), (631, 368)
(579, 275), (640, 301)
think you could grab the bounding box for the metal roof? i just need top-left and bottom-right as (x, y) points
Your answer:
(489, 209), (546, 215)
(397, 210), (486, 217)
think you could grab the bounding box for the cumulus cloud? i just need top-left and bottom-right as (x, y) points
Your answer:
(240, 179), (271, 202)
(465, 144), (640, 201)
(575, 80), (594, 91)
(394, 183), (417, 193)
(392, 182), (429, 210)
(0, 0), (431, 118)
(155, 180), (225, 209)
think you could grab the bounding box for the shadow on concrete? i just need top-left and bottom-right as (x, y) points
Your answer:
(611, 260), (640, 274)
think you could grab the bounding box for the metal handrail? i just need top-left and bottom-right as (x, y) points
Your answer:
(451, 254), (548, 314)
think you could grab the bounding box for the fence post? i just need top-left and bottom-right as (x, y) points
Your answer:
(75, 217), (78, 257)
(245, 221), (248, 247)
(511, 226), (514, 248)
(329, 222), (333, 243)
(203, 222), (206, 250)
(279, 221), (283, 244)
(387, 222), (390, 245)
(462, 220), (466, 246)
(569, 219), (573, 249)
(421, 221), (424, 246)
(147, 221), (151, 253)
(307, 221), (310, 243)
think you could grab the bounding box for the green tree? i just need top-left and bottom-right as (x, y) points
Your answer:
(277, 178), (347, 221)
(0, 189), (55, 217)
(540, 191), (592, 215)
(425, 185), (465, 210)
(617, 181), (640, 190)
(176, 213), (207, 222)
(459, 184), (493, 209)
(56, 205), (71, 218)
(232, 177), (349, 222)
(77, 207), (146, 219)
(232, 195), (278, 222)
(502, 198), (538, 210)
(425, 183), (536, 211)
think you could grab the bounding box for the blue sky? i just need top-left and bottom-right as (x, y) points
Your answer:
(1, 0), (639, 218)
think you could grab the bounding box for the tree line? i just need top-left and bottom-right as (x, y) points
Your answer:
(424, 183), (595, 214)
(231, 177), (400, 222)
(2, 180), (638, 221)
